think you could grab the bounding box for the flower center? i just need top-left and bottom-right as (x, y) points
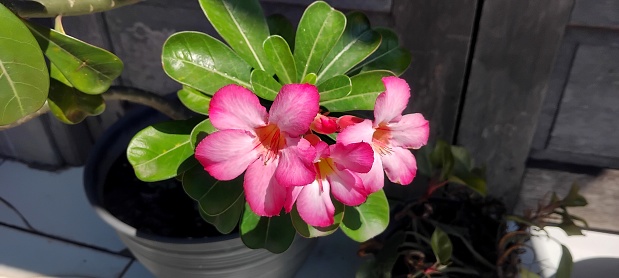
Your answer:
(372, 126), (392, 156)
(315, 158), (336, 192)
(255, 124), (286, 164)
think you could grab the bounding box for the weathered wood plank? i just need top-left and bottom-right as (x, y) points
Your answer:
(456, 0), (574, 210)
(571, 0), (619, 28)
(0, 117), (62, 167)
(261, 0), (392, 13)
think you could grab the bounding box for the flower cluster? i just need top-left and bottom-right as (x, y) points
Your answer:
(195, 77), (429, 227)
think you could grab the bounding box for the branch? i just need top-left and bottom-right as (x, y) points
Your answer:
(0, 0), (141, 18)
(0, 103), (49, 131)
(103, 86), (192, 120)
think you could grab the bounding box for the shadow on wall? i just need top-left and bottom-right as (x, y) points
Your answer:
(570, 258), (619, 278)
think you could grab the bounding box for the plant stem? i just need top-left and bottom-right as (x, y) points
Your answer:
(103, 86), (191, 120)
(0, 0), (141, 18)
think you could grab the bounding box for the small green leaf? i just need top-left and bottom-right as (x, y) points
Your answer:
(555, 244), (573, 278)
(558, 214), (584, 236)
(190, 118), (217, 148)
(199, 0), (272, 73)
(294, 1), (346, 81)
(320, 70), (393, 112)
(127, 118), (200, 182)
(198, 201), (243, 234)
(240, 204), (296, 253)
(317, 12), (381, 83)
(416, 145), (434, 177)
(341, 189), (389, 242)
(301, 73), (317, 85)
(178, 86), (211, 115)
(350, 28), (411, 76)
(250, 69), (281, 101)
(48, 78), (105, 124)
(430, 227), (452, 265)
(562, 184), (588, 207)
(0, 4), (49, 126)
(317, 75), (351, 101)
(448, 174), (487, 196)
(25, 20), (122, 95)
(264, 35), (296, 84)
(430, 140), (454, 180)
(291, 201), (344, 238)
(267, 14), (296, 50)
(450, 145), (473, 171)
(162, 31), (252, 95)
(199, 176), (244, 216)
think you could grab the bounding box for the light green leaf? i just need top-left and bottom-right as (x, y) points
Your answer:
(162, 31), (252, 95)
(267, 14), (296, 50)
(317, 12), (381, 83)
(341, 189), (389, 242)
(519, 267), (541, 278)
(0, 4), (48, 126)
(127, 118), (200, 182)
(48, 78), (105, 124)
(190, 118), (217, 148)
(291, 201), (344, 238)
(199, 0), (272, 73)
(240, 204), (296, 253)
(555, 244), (573, 278)
(250, 69), (281, 101)
(25, 20), (122, 95)
(294, 1), (346, 81)
(317, 75), (351, 101)
(430, 227), (452, 265)
(301, 73), (317, 85)
(350, 28), (411, 76)
(320, 70), (393, 112)
(178, 86), (211, 115)
(264, 35), (296, 84)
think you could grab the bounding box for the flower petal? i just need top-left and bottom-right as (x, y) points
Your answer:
(329, 168), (367, 206)
(330, 142), (374, 173)
(209, 84), (268, 131)
(359, 151), (385, 194)
(269, 84), (320, 137)
(275, 139), (316, 187)
(244, 159), (286, 216)
(337, 119), (374, 145)
(311, 114), (338, 134)
(382, 147), (417, 185)
(374, 77), (410, 125)
(388, 113), (430, 149)
(195, 129), (259, 180)
(296, 180), (335, 227)
(337, 115), (364, 131)
(284, 185), (303, 213)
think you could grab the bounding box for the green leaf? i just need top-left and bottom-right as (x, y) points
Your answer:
(317, 75), (351, 101)
(555, 244), (573, 278)
(250, 69), (281, 101)
(48, 78), (105, 124)
(320, 70), (393, 112)
(430, 140), (454, 180)
(450, 145), (473, 171)
(294, 1), (346, 81)
(341, 189), (389, 242)
(190, 118), (217, 148)
(162, 31), (252, 95)
(291, 201), (344, 238)
(181, 164), (244, 216)
(301, 73), (317, 85)
(198, 201), (243, 234)
(430, 227), (452, 265)
(0, 5), (48, 126)
(177, 86), (211, 115)
(317, 12), (381, 83)
(267, 14), (296, 51)
(416, 145), (434, 177)
(448, 174), (487, 196)
(199, 0), (272, 73)
(350, 28), (411, 76)
(558, 214), (584, 236)
(562, 184), (588, 207)
(127, 118), (200, 182)
(25, 20), (122, 95)
(264, 35), (297, 84)
(519, 267), (541, 278)
(240, 204), (296, 253)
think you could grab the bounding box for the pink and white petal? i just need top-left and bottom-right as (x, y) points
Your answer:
(275, 143), (316, 187)
(269, 84), (320, 137)
(337, 119), (374, 145)
(337, 115), (364, 131)
(209, 85), (268, 131)
(328, 169), (367, 206)
(330, 142), (374, 173)
(358, 151), (385, 194)
(388, 113), (430, 149)
(296, 180), (335, 227)
(284, 185), (303, 213)
(314, 140), (331, 160)
(195, 129), (259, 180)
(374, 77), (411, 125)
(244, 159), (286, 216)
(381, 147), (417, 185)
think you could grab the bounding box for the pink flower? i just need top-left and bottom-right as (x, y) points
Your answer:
(285, 135), (374, 227)
(338, 77), (429, 193)
(310, 113), (338, 134)
(195, 84), (320, 216)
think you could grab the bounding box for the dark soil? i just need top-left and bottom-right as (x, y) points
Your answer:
(103, 154), (224, 238)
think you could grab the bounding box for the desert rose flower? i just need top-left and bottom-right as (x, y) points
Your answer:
(338, 77), (429, 193)
(195, 84), (319, 216)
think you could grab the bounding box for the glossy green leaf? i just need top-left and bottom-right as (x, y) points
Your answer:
(240, 204), (296, 253)
(190, 118), (217, 148)
(555, 244), (573, 278)
(294, 1), (346, 81)
(181, 164), (244, 216)
(177, 86), (211, 115)
(291, 201), (344, 238)
(317, 75), (351, 101)
(0, 5), (48, 126)
(430, 227), (452, 265)
(199, 0), (272, 73)
(317, 12), (381, 83)
(341, 189), (389, 242)
(301, 73), (317, 85)
(448, 174), (487, 196)
(250, 69), (281, 101)
(48, 78), (105, 124)
(25, 21), (122, 95)
(198, 201), (243, 234)
(320, 70), (393, 112)
(267, 14), (296, 51)
(264, 36), (296, 84)
(127, 118), (199, 182)
(162, 31), (252, 95)
(350, 28), (411, 76)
